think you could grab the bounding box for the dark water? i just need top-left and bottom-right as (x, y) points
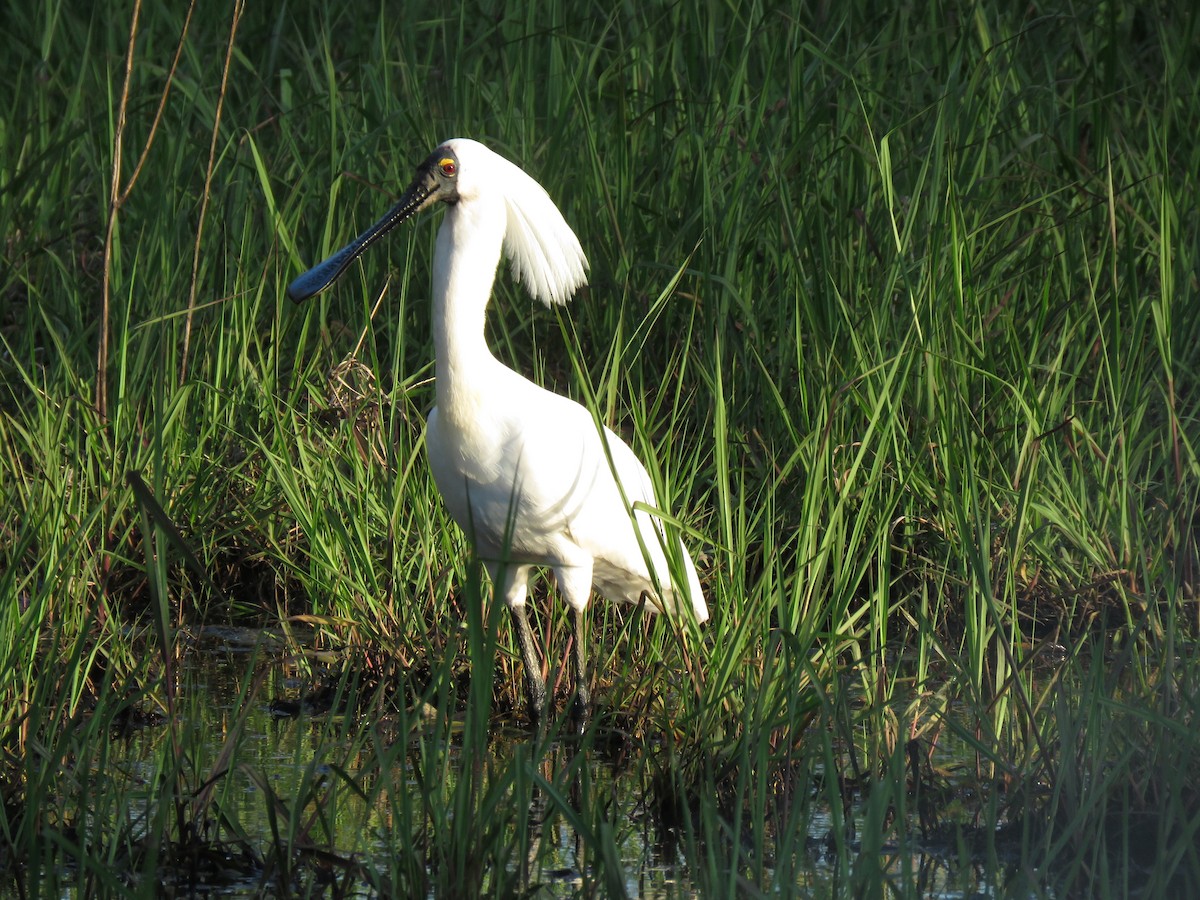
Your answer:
(99, 629), (1029, 897)
(108, 630), (704, 895)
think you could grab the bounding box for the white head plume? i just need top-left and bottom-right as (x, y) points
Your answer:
(444, 139), (590, 306)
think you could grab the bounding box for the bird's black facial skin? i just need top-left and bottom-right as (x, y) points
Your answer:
(424, 146), (460, 204)
(286, 145), (460, 303)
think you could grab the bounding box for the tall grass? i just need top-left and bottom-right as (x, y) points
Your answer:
(1, 0), (1197, 895)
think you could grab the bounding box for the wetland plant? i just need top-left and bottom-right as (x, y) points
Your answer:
(1, 0), (1197, 896)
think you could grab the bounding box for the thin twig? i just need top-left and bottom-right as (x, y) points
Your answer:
(121, 2), (196, 205)
(98, 0), (141, 420)
(181, 0), (245, 384)
(98, 1), (195, 418)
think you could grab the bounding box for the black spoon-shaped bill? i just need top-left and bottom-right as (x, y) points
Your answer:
(287, 181), (434, 303)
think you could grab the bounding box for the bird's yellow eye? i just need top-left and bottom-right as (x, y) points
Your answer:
(439, 158), (456, 176)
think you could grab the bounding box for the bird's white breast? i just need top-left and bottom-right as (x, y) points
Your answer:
(426, 372), (597, 567)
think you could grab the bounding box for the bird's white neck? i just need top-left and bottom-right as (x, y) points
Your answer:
(431, 198), (508, 419)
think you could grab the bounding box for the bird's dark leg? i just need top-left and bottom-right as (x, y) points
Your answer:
(509, 603), (546, 724)
(569, 607), (590, 725)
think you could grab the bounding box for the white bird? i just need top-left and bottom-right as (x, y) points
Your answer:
(288, 138), (708, 722)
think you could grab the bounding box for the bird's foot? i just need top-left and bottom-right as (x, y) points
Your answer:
(569, 686), (591, 732)
(525, 680), (547, 730)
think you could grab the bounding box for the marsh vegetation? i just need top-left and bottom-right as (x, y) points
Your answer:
(1, 1), (1197, 896)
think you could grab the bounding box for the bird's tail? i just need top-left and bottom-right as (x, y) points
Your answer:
(678, 542), (709, 624)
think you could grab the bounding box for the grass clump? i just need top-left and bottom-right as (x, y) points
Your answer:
(1, 0), (1197, 896)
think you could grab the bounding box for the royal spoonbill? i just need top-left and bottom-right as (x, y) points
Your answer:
(288, 138), (708, 722)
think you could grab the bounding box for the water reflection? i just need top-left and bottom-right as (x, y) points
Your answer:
(100, 636), (1035, 897)
(110, 641), (698, 896)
